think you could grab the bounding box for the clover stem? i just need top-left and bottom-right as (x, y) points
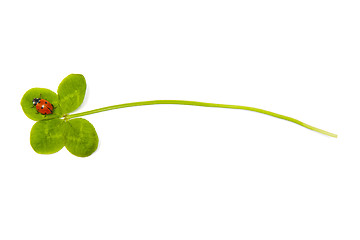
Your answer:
(66, 100), (337, 138)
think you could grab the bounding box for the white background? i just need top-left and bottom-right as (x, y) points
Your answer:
(0, 0), (359, 239)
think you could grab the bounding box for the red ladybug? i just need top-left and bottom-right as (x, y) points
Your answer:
(32, 98), (54, 115)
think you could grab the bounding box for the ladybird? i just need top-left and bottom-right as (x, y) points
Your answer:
(32, 98), (54, 115)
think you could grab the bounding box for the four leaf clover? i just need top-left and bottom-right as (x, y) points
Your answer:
(21, 74), (337, 158)
(21, 74), (99, 157)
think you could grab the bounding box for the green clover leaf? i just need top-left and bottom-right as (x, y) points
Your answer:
(65, 118), (99, 157)
(21, 74), (98, 157)
(21, 73), (337, 158)
(21, 88), (62, 121)
(58, 74), (86, 113)
(30, 119), (65, 154)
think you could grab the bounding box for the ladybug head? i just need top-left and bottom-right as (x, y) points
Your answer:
(32, 98), (41, 106)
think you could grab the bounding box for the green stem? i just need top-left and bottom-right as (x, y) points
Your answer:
(66, 100), (337, 138)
